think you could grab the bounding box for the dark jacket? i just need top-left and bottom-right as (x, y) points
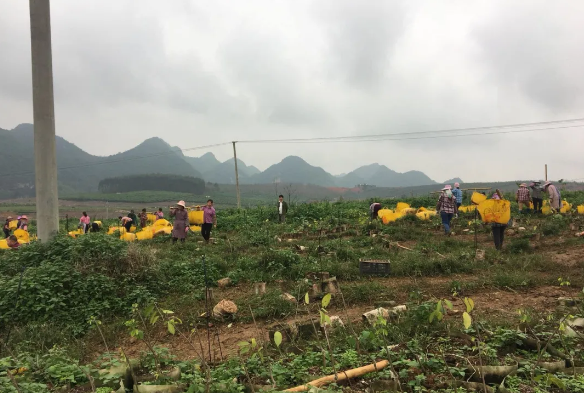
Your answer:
(277, 201), (289, 215)
(128, 212), (138, 223)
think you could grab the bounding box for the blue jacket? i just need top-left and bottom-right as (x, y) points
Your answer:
(452, 188), (463, 204)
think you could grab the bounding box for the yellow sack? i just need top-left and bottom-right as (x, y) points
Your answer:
(416, 211), (435, 221)
(417, 207), (428, 213)
(107, 226), (126, 235)
(8, 220), (18, 230)
(153, 219), (171, 228)
(401, 208), (417, 215)
(14, 229), (30, 244)
(560, 201), (572, 214)
(381, 211), (404, 224)
(147, 214), (157, 224)
(93, 221), (102, 228)
(153, 227), (172, 237)
(477, 199), (511, 225)
(188, 210), (204, 225)
(120, 233), (136, 242)
(0, 239), (9, 249)
(542, 206), (552, 215)
(459, 205), (477, 213)
(578, 205), (584, 215)
(68, 229), (84, 238)
(471, 192), (487, 205)
(136, 230), (153, 241)
(377, 209), (394, 218)
(190, 225), (201, 232)
(396, 202), (410, 212)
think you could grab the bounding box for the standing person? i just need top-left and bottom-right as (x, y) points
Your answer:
(491, 190), (508, 251)
(530, 182), (543, 213)
(452, 183), (463, 208)
(128, 210), (138, 225)
(7, 235), (20, 249)
(18, 216), (29, 231)
(515, 183), (531, 212)
(277, 195), (288, 223)
(198, 199), (216, 244)
(170, 200), (189, 244)
(436, 185), (458, 235)
(79, 212), (90, 233)
(155, 207), (164, 220)
(119, 216), (133, 232)
(140, 208), (148, 228)
(543, 181), (562, 212)
(370, 202), (382, 219)
(3, 216), (12, 238)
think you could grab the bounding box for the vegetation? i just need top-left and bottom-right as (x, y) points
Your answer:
(98, 174), (205, 194)
(0, 194), (583, 392)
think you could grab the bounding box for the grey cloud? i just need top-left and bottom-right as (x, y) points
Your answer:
(473, 1), (584, 111)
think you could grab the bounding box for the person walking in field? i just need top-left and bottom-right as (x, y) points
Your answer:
(436, 185), (458, 235)
(530, 182), (543, 213)
(370, 202), (382, 219)
(140, 208), (148, 228)
(278, 195), (288, 223)
(79, 212), (91, 233)
(543, 181), (562, 212)
(452, 183), (463, 208)
(155, 207), (164, 220)
(119, 216), (133, 232)
(170, 200), (189, 243)
(490, 190), (508, 251)
(198, 199), (216, 244)
(515, 183), (531, 212)
(3, 216), (12, 238)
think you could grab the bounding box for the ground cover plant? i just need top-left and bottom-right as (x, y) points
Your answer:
(1, 193), (584, 392)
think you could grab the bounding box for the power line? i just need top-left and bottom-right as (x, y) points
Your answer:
(237, 117), (584, 144)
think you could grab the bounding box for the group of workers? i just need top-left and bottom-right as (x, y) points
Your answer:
(2, 215), (29, 248)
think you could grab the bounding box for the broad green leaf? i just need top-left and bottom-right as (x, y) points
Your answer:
(322, 293), (332, 308)
(429, 311), (436, 323)
(167, 321), (175, 335)
(150, 314), (160, 325)
(463, 312), (472, 329)
(251, 338), (257, 349)
(237, 341), (250, 347)
(324, 315), (331, 325)
(435, 300), (442, 312)
(444, 299), (453, 310)
(304, 293), (310, 305)
(274, 331), (283, 348)
(467, 298), (474, 312)
(436, 311), (443, 322)
(162, 309), (174, 314)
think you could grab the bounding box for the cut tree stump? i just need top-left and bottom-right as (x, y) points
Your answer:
(217, 278), (231, 288)
(254, 282), (266, 295)
(321, 277), (338, 294)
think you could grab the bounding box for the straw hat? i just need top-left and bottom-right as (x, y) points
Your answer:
(6, 216), (12, 220)
(442, 185), (452, 190)
(21, 215), (28, 220)
(176, 200), (186, 208)
(520, 183), (527, 187)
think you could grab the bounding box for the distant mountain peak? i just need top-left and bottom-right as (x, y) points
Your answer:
(199, 152), (217, 159)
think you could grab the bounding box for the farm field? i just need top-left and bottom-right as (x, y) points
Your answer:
(1, 192), (584, 392)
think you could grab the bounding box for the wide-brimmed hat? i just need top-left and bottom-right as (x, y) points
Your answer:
(176, 200), (186, 208)
(520, 183), (527, 187)
(17, 216), (22, 220)
(21, 215), (28, 220)
(543, 181), (552, 188)
(442, 185), (452, 190)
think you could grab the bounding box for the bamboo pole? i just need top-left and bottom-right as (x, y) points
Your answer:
(283, 360), (389, 392)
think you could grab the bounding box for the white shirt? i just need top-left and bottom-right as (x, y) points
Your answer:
(279, 202), (283, 214)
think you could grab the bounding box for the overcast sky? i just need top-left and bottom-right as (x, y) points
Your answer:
(1, 0), (584, 183)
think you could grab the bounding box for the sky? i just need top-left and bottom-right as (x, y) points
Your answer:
(1, 0), (584, 183)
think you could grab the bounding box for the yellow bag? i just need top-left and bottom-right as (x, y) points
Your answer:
(0, 239), (9, 249)
(136, 230), (153, 241)
(107, 226), (126, 235)
(14, 229), (30, 244)
(8, 220), (17, 230)
(190, 225), (202, 232)
(560, 201), (572, 214)
(153, 227), (172, 237)
(417, 207), (428, 213)
(381, 211), (404, 224)
(459, 205), (477, 213)
(188, 210), (204, 225)
(542, 206), (552, 215)
(416, 211), (435, 221)
(147, 214), (157, 224)
(396, 202), (410, 212)
(477, 199), (511, 224)
(377, 209), (394, 218)
(471, 192), (487, 205)
(153, 219), (172, 228)
(93, 221), (102, 228)
(120, 233), (136, 242)
(578, 205), (584, 215)
(68, 229), (84, 238)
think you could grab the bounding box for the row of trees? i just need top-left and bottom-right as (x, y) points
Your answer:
(98, 174), (205, 194)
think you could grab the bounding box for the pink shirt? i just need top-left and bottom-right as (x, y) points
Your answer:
(80, 216), (90, 225)
(121, 217), (132, 225)
(202, 206), (216, 224)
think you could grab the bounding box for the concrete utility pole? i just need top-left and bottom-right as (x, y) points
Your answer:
(545, 164), (548, 181)
(30, 0), (59, 241)
(232, 142), (241, 208)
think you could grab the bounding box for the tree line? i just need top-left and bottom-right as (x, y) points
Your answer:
(98, 174), (206, 194)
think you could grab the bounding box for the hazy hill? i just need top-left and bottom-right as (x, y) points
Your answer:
(337, 163), (436, 187)
(444, 177), (464, 185)
(250, 156), (337, 186)
(183, 152), (221, 175)
(203, 158), (260, 184)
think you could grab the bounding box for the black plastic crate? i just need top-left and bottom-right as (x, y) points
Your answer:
(359, 259), (391, 276)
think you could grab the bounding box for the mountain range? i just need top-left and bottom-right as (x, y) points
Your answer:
(0, 123), (458, 197)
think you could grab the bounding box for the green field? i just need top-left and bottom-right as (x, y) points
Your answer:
(1, 193), (584, 392)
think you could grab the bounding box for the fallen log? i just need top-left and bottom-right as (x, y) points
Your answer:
(283, 360), (389, 392)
